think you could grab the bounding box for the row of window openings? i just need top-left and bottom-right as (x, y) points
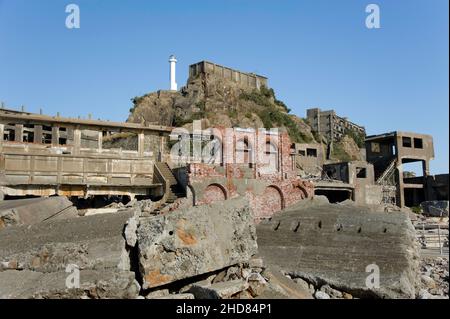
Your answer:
(402, 137), (423, 149)
(298, 148), (317, 157)
(3, 130), (67, 145)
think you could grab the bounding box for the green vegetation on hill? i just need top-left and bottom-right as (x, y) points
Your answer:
(344, 128), (365, 148)
(239, 86), (311, 143)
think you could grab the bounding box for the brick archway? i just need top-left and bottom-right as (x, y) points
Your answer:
(255, 185), (284, 219)
(202, 183), (227, 204)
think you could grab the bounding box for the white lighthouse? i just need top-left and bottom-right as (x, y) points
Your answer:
(169, 55), (177, 91)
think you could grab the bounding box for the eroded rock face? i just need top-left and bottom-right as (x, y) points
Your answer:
(257, 202), (421, 299)
(136, 198), (258, 289)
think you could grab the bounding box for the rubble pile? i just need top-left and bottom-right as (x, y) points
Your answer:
(417, 257), (449, 299)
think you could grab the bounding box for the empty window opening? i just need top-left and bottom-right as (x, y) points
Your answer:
(371, 142), (380, 153)
(356, 167), (367, 178)
(414, 138), (423, 149)
(315, 189), (351, 203)
(299, 150), (306, 156)
(306, 148), (317, 157)
(402, 137), (412, 148)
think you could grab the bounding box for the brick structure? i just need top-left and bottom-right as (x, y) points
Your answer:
(184, 127), (314, 221)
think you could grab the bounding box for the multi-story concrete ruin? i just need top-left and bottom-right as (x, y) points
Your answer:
(189, 60), (268, 90)
(0, 108), (171, 200)
(306, 108), (366, 142)
(365, 131), (448, 207)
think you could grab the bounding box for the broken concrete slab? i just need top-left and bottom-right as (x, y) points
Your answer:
(137, 197), (258, 289)
(421, 201), (449, 217)
(0, 211), (134, 273)
(188, 280), (249, 299)
(0, 197), (77, 229)
(256, 265), (313, 299)
(257, 203), (420, 299)
(155, 293), (195, 299)
(0, 211), (139, 299)
(0, 269), (139, 299)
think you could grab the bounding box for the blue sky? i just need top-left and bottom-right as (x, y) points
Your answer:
(0, 0), (448, 174)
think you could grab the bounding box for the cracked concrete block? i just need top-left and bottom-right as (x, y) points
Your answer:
(0, 269), (139, 299)
(0, 211), (134, 273)
(137, 197), (258, 289)
(257, 203), (420, 299)
(0, 197), (77, 228)
(0, 211), (139, 299)
(188, 280), (249, 299)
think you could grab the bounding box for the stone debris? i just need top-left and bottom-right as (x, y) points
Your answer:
(136, 197), (258, 289)
(188, 280), (249, 299)
(257, 202), (421, 299)
(0, 197), (78, 229)
(417, 257), (449, 299)
(421, 201), (449, 217)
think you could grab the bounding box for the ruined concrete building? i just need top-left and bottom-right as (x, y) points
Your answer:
(188, 60), (268, 90)
(365, 131), (448, 207)
(306, 108), (366, 142)
(0, 108), (171, 200)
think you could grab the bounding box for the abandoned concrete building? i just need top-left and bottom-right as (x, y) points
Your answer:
(293, 142), (325, 177)
(188, 60), (268, 90)
(365, 131), (448, 207)
(306, 108), (366, 142)
(0, 108), (172, 200)
(0, 108), (314, 221)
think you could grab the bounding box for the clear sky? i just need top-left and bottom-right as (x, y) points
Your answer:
(0, 0), (448, 174)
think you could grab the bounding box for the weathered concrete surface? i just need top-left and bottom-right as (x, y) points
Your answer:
(257, 202), (420, 298)
(0, 269), (139, 299)
(0, 211), (139, 298)
(0, 197), (77, 229)
(188, 280), (249, 299)
(137, 198), (258, 289)
(421, 201), (449, 217)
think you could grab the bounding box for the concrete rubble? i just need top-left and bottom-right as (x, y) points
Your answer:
(0, 197), (78, 228)
(421, 201), (449, 217)
(134, 197), (258, 289)
(0, 211), (139, 298)
(257, 200), (421, 299)
(0, 191), (445, 300)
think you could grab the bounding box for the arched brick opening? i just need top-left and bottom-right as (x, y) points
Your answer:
(256, 185), (284, 218)
(293, 185), (309, 200)
(202, 183), (227, 204)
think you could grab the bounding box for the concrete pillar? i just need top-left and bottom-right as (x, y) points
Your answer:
(73, 127), (81, 155)
(51, 126), (60, 146)
(138, 132), (145, 157)
(15, 124), (23, 142)
(35, 125), (43, 144)
(97, 131), (103, 152)
(422, 160), (430, 177)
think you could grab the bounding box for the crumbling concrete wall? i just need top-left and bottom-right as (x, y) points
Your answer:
(257, 201), (420, 298)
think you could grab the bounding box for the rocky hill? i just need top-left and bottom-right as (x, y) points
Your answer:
(127, 70), (362, 161)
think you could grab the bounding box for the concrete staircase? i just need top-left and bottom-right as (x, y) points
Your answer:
(376, 159), (397, 185)
(154, 162), (186, 204)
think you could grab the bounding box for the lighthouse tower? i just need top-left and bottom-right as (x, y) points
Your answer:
(169, 55), (177, 91)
